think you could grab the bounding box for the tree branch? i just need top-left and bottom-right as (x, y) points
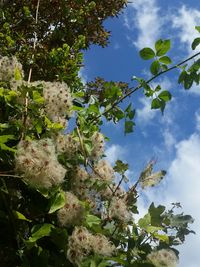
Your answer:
(92, 51), (200, 123)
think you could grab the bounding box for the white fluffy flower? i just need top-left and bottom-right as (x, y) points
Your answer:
(55, 133), (79, 157)
(67, 226), (93, 265)
(91, 234), (115, 257)
(0, 56), (23, 89)
(90, 131), (105, 160)
(109, 196), (132, 222)
(15, 139), (66, 188)
(42, 81), (73, 122)
(57, 192), (84, 226)
(147, 249), (178, 267)
(94, 160), (114, 182)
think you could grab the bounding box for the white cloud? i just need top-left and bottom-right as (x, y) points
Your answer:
(136, 97), (156, 124)
(171, 5), (200, 53)
(166, 133), (200, 267)
(163, 128), (176, 151)
(188, 84), (200, 96)
(78, 67), (87, 84)
(195, 109), (200, 131)
(138, 133), (200, 267)
(124, 0), (162, 49)
(105, 144), (127, 165)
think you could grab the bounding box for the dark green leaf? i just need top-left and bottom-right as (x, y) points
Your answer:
(139, 48), (155, 60)
(125, 120), (134, 134)
(114, 160), (129, 174)
(192, 37), (200, 50)
(149, 203), (165, 226)
(150, 60), (160, 75)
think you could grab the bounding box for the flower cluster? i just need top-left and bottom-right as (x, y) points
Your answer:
(42, 81), (73, 123)
(56, 133), (79, 157)
(0, 56), (23, 89)
(67, 226), (115, 265)
(90, 131), (105, 160)
(109, 196), (132, 222)
(93, 160), (114, 182)
(147, 249), (178, 267)
(57, 192), (84, 226)
(15, 138), (66, 188)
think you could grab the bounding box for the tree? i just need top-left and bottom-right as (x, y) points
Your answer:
(0, 1), (199, 266)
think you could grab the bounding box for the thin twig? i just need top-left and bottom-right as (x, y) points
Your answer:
(76, 123), (88, 166)
(21, 0), (40, 139)
(0, 173), (22, 178)
(91, 51), (200, 123)
(113, 174), (125, 196)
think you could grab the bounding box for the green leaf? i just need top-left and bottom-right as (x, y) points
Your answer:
(32, 90), (45, 104)
(28, 224), (54, 243)
(192, 37), (200, 50)
(153, 233), (169, 243)
(139, 48), (155, 60)
(155, 39), (171, 56)
(85, 214), (101, 228)
(125, 120), (134, 134)
(150, 60), (160, 75)
(114, 160), (129, 174)
(158, 91), (172, 102)
(195, 26), (200, 33)
(0, 143), (16, 152)
(125, 103), (135, 120)
(0, 135), (16, 143)
(48, 191), (65, 214)
(90, 260), (96, 267)
(13, 210), (32, 222)
(159, 56), (172, 64)
(149, 203), (165, 226)
(151, 98), (161, 109)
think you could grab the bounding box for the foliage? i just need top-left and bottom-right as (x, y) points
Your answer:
(0, 1), (199, 267)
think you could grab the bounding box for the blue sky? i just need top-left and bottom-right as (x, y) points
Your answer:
(80, 1), (200, 266)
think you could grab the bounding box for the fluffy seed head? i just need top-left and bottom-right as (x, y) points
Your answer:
(90, 131), (105, 160)
(15, 139), (66, 188)
(57, 192), (84, 226)
(67, 226), (93, 265)
(147, 249), (178, 267)
(0, 56), (24, 90)
(56, 133), (79, 158)
(93, 160), (114, 182)
(109, 196), (132, 222)
(42, 81), (73, 123)
(91, 234), (116, 257)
